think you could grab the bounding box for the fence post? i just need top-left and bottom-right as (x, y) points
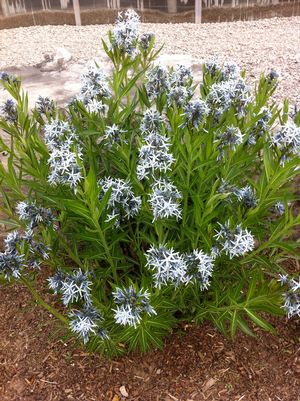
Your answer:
(167, 0), (177, 13)
(195, 0), (202, 23)
(73, 0), (81, 26)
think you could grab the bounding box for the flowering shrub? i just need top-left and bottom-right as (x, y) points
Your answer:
(0, 10), (299, 356)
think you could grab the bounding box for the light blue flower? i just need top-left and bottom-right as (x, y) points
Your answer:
(148, 179), (182, 221)
(113, 286), (156, 328)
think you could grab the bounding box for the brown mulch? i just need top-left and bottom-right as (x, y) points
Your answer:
(0, 282), (299, 401)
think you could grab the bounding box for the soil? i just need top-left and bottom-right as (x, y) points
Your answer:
(0, 3), (300, 30)
(0, 280), (299, 401)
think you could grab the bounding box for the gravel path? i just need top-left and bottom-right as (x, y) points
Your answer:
(0, 17), (300, 104)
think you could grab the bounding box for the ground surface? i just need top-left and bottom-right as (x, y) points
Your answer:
(0, 17), (300, 106)
(0, 282), (299, 401)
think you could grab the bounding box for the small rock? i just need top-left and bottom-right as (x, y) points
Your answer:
(38, 47), (72, 72)
(119, 385), (129, 398)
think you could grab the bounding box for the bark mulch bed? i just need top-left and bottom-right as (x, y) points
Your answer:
(0, 281), (299, 401)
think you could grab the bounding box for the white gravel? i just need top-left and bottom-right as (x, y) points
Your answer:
(0, 17), (300, 104)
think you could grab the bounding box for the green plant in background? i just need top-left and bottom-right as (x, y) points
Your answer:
(0, 10), (299, 356)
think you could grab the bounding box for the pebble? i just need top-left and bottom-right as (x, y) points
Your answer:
(119, 385), (128, 397)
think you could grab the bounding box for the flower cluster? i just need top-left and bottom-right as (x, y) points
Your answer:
(139, 33), (154, 52)
(204, 57), (220, 78)
(146, 245), (214, 289)
(267, 69), (279, 85)
(184, 250), (214, 290)
(271, 122), (300, 163)
(0, 245), (24, 280)
(247, 107), (272, 145)
(182, 99), (210, 128)
(214, 222), (255, 259)
(9, 201), (53, 267)
(104, 124), (126, 145)
(113, 286), (156, 328)
(0, 99), (18, 123)
(205, 58), (240, 81)
(35, 96), (55, 117)
(146, 64), (170, 100)
(98, 177), (141, 226)
(234, 185), (258, 209)
(44, 119), (83, 191)
(148, 179), (182, 221)
(278, 274), (300, 318)
(146, 245), (187, 288)
(112, 9), (140, 57)
(218, 182), (257, 209)
(0, 71), (19, 85)
(206, 78), (251, 117)
(274, 201), (285, 216)
(221, 61), (241, 81)
(0, 220), (52, 279)
(69, 303), (108, 344)
(146, 64), (193, 107)
(79, 65), (111, 103)
(140, 109), (165, 136)
(86, 98), (108, 114)
(137, 109), (174, 180)
(48, 269), (92, 306)
(216, 126), (244, 158)
(16, 201), (54, 229)
(167, 65), (193, 107)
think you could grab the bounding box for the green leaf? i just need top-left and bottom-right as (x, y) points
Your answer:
(245, 309), (275, 333)
(230, 310), (238, 338)
(236, 317), (255, 337)
(61, 199), (95, 225)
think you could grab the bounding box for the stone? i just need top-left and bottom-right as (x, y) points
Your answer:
(38, 47), (72, 72)
(119, 385), (129, 397)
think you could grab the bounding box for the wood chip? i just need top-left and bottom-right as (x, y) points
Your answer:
(165, 393), (178, 401)
(203, 378), (217, 392)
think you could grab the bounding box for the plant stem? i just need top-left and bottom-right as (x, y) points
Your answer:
(182, 162), (191, 241)
(94, 220), (118, 283)
(20, 276), (68, 325)
(57, 231), (84, 268)
(155, 221), (164, 244)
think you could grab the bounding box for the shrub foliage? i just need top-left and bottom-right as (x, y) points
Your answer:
(0, 10), (299, 355)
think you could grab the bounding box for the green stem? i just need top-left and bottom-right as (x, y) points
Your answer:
(21, 276), (68, 325)
(94, 220), (118, 283)
(154, 221), (164, 244)
(182, 164), (191, 240)
(128, 222), (144, 273)
(57, 231), (84, 268)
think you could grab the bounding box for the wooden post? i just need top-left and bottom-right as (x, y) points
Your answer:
(195, 0), (202, 23)
(167, 0), (177, 13)
(73, 0), (81, 26)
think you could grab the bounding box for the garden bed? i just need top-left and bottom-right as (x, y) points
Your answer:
(0, 280), (299, 400)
